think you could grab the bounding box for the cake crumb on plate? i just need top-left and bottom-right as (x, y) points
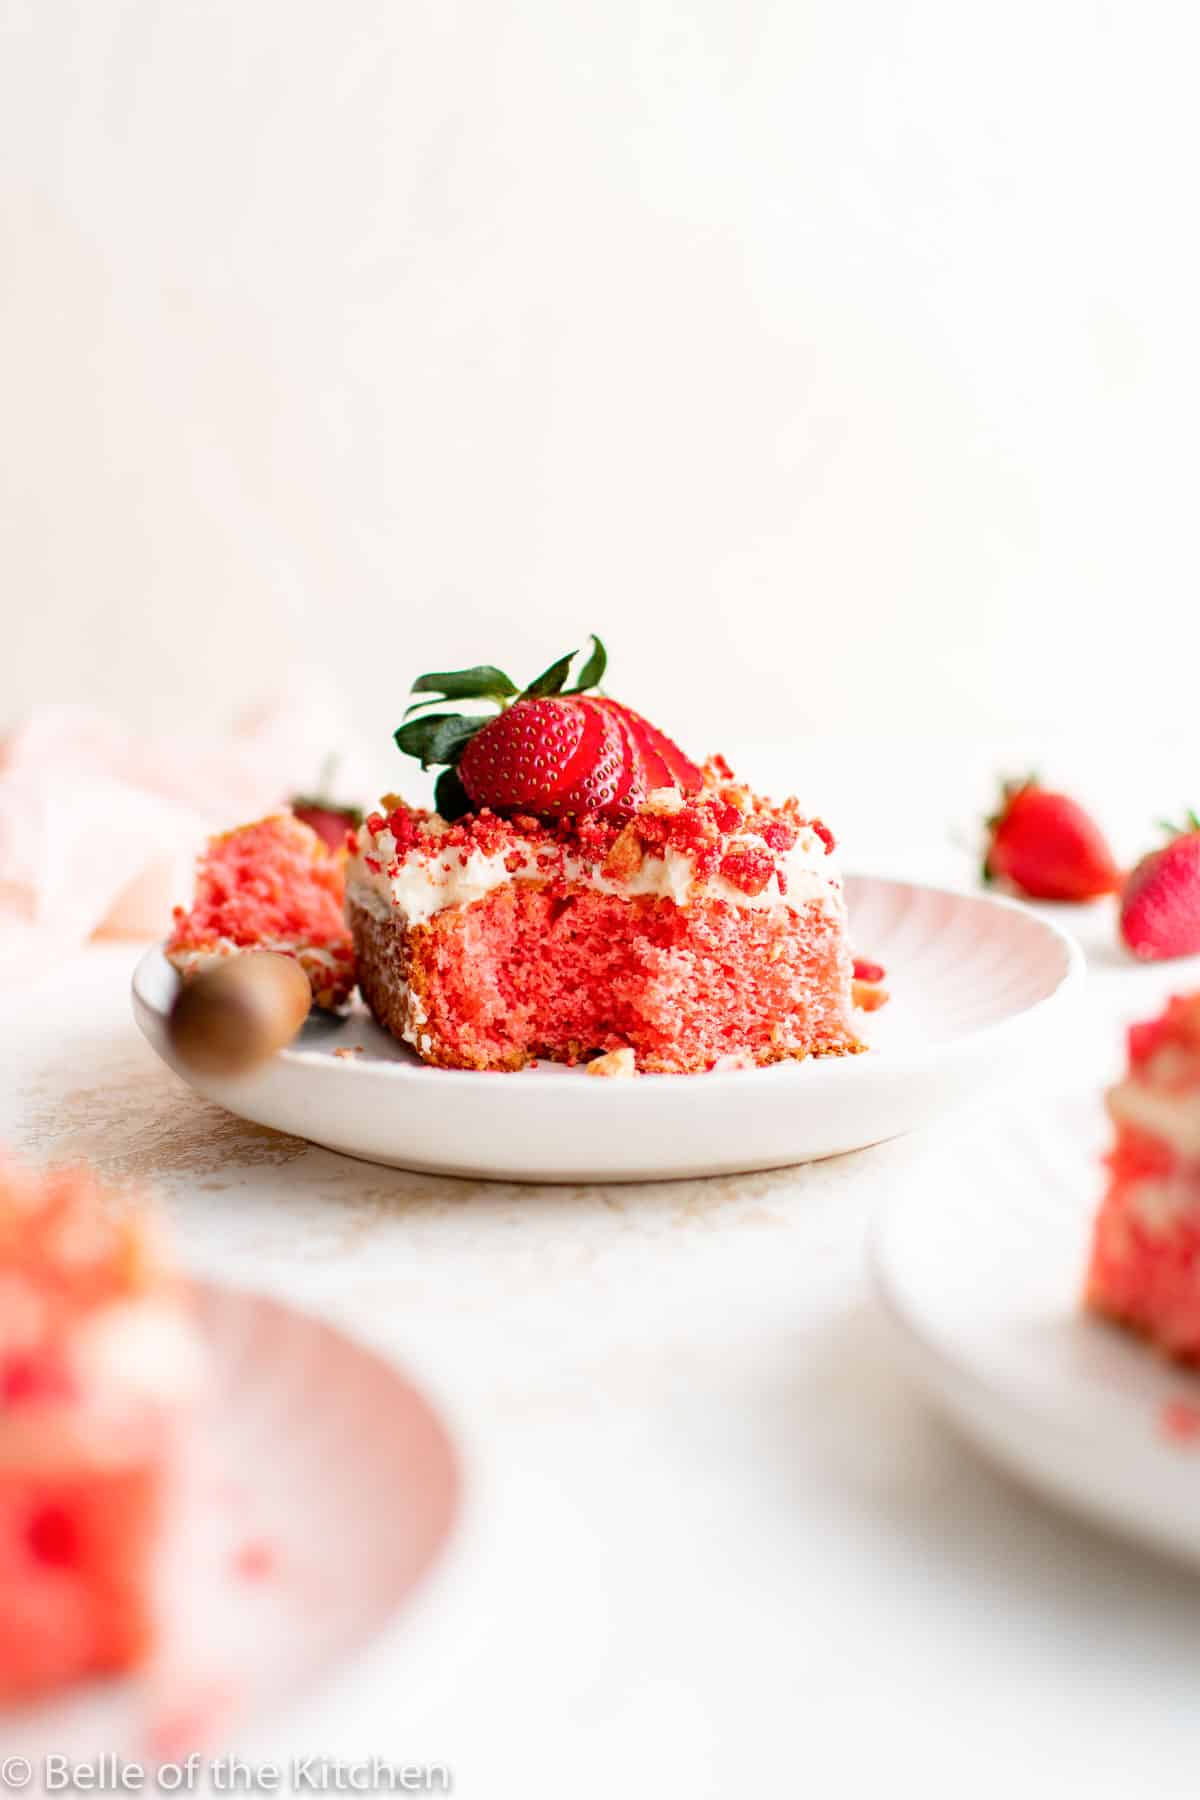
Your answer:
(587, 1046), (637, 1079)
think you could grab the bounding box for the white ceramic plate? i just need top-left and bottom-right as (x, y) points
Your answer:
(3, 1283), (462, 1764)
(873, 1094), (1200, 1569)
(131, 876), (1083, 1182)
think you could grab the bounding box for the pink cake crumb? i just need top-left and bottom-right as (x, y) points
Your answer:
(1160, 1398), (1200, 1444)
(167, 811), (355, 1009)
(233, 1538), (277, 1581)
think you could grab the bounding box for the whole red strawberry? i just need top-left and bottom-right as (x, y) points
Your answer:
(1119, 814), (1200, 961)
(290, 756), (363, 852)
(982, 777), (1119, 902)
(290, 798), (362, 853)
(394, 637), (703, 819)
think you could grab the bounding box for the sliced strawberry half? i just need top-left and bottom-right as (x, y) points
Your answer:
(596, 700), (648, 810)
(595, 698), (703, 795)
(458, 697), (590, 813)
(395, 635), (703, 820)
(554, 700), (632, 814)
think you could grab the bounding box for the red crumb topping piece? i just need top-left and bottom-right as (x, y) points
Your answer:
(233, 1539), (277, 1581)
(1128, 994), (1200, 1080)
(367, 769), (834, 900)
(1, 1354), (77, 1407)
(1103, 1123), (1174, 1188)
(167, 813), (349, 959)
(1161, 1398), (1200, 1444)
(718, 846), (774, 897)
(853, 959), (886, 984)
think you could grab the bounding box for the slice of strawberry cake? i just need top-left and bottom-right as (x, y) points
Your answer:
(347, 638), (861, 1074)
(1086, 993), (1200, 1361)
(0, 1155), (204, 1698)
(168, 811), (355, 1010)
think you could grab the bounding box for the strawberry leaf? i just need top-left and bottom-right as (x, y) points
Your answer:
(566, 633), (607, 693)
(393, 712), (487, 769)
(434, 767), (473, 820)
(409, 665), (517, 704)
(522, 649), (576, 698)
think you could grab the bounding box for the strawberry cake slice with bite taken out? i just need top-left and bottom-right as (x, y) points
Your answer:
(0, 1154), (205, 1699)
(346, 638), (861, 1074)
(1087, 993), (1200, 1361)
(167, 811), (355, 1009)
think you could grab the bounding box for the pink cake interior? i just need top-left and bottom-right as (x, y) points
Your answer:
(356, 883), (857, 1074)
(168, 812), (348, 957)
(167, 811), (355, 1006)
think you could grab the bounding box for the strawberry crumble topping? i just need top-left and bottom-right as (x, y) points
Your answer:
(355, 768), (833, 902)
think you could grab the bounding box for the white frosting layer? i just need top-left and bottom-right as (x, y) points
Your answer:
(1108, 1080), (1200, 1162)
(348, 817), (843, 928)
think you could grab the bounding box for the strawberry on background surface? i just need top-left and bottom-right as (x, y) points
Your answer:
(290, 799), (362, 853)
(982, 777), (1120, 903)
(393, 636), (703, 820)
(290, 754), (363, 852)
(1119, 814), (1200, 962)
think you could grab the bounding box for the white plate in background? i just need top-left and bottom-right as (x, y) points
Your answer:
(132, 876), (1082, 1182)
(873, 1094), (1200, 1569)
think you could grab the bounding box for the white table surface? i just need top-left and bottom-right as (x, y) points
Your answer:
(7, 741), (1200, 1800)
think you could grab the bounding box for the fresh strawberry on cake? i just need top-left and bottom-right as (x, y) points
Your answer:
(345, 638), (861, 1074)
(1087, 994), (1200, 1361)
(167, 812), (355, 1009)
(0, 1154), (204, 1698)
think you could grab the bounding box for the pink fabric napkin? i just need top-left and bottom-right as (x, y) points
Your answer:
(0, 674), (372, 983)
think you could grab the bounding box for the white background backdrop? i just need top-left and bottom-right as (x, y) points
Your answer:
(4, 1), (1200, 761)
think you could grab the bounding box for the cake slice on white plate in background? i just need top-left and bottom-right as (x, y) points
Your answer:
(1087, 994), (1200, 1362)
(0, 1154), (204, 1699)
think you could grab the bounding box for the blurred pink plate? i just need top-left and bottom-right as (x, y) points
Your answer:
(3, 1284), (462, 1767)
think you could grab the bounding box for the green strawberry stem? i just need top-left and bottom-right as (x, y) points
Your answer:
(393, 635), (608, 773)
(1157, 810), (1200, 838)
